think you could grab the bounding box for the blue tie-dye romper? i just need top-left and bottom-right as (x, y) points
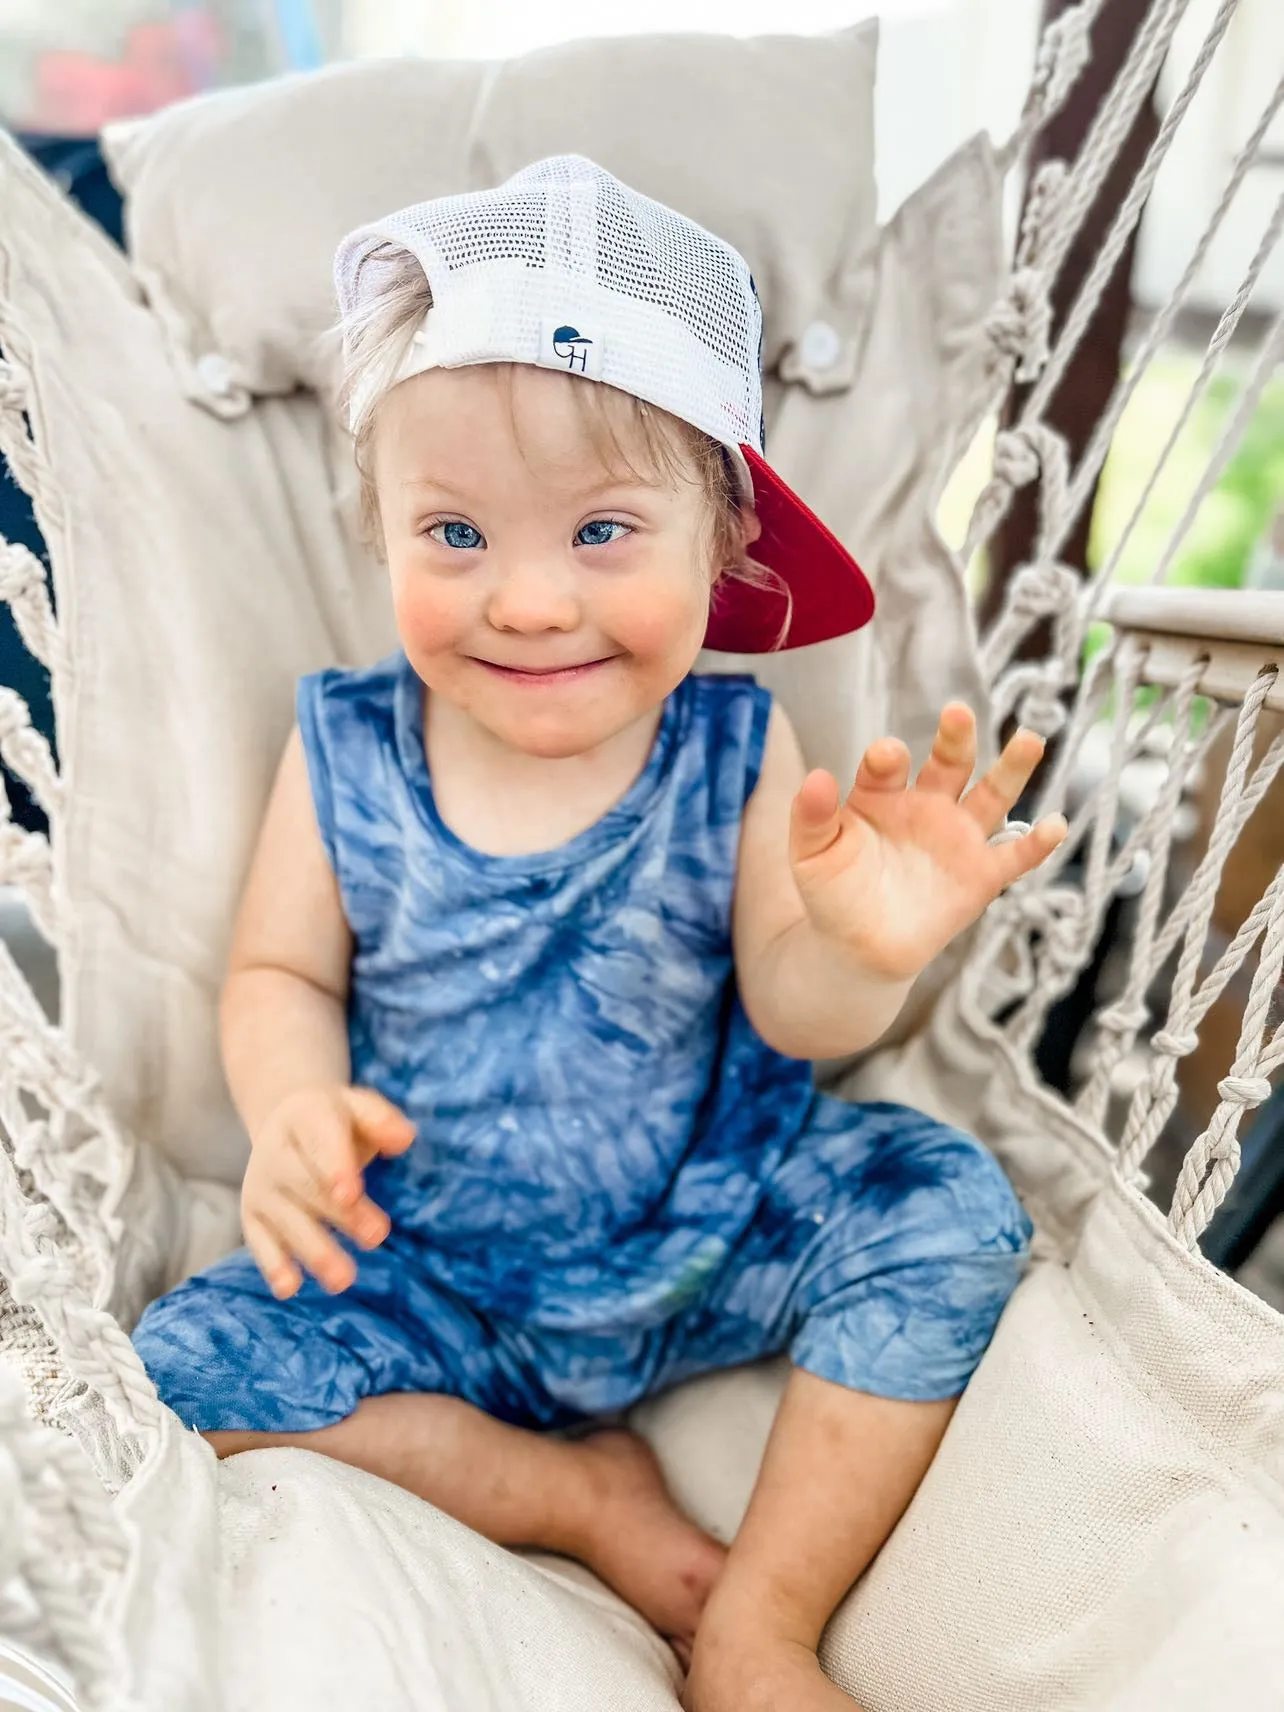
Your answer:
(133, 656), (1031, 1434)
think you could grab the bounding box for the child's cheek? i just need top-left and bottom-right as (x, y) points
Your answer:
(390, 566), (467, 661)
(608, 574), (709, 662)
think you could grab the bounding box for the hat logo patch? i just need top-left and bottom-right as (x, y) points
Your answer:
(539, 317), (602, 379)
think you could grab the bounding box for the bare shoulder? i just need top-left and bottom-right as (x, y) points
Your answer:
(226, 725), (352, 997)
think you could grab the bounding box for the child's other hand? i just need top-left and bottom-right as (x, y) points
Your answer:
(789, 703), (1068, 984)
(240, 1085), (415, 1299)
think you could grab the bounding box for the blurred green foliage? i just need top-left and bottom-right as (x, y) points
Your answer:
(1090, 357), (1284, 592)
(1080, 355), (1284, 671)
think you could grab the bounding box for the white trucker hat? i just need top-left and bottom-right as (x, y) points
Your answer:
(335, 155), (873, 653)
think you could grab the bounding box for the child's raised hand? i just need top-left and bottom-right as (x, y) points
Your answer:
(789, 703), (1067, 984)
(240, 1084), (415, 1299)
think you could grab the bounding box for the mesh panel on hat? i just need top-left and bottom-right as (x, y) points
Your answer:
(335, 155), (763, 451)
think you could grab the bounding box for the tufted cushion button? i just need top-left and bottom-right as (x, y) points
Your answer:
(797, 319), (842, 372)
(195, 352), (235, 397)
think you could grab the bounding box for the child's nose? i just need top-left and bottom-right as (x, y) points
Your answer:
(486, 554), (581, 634)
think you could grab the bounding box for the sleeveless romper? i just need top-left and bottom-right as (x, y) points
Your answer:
(134, 656), (1031, 1433)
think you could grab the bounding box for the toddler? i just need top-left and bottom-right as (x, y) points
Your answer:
(134, 157), (1065, 1711)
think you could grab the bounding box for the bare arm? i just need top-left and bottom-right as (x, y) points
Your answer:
(222, 726), (413, 1297)
(220, 726), (354, 1133)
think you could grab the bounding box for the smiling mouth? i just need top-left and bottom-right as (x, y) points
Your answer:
(474, 657), (616, 684)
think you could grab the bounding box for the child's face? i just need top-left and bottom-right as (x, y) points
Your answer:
(372, 364), (716, 759)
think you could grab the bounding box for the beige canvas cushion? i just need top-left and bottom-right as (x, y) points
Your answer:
(85, 967), (1284, 1711)
(636, 979), (1284, 1712)
(0, 64), (1002, 1189)
(100, 26), (878, 418)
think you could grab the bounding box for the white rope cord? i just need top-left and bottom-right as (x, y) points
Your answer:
(999, 639), (1149, 1046)
(967, 0), (1236, 568)
(1023, 643), (1213, 893)
(1022, 0), (1239, 429)
(0, 361), (62, 540)
(0, 685), (61, 822)
(981, 558), (1082, 686)
(998, 655), (1234, 1050)
(1168, 888), (1284, 1249)
(1027, 638), (1118, 821)
(0, 1368), (129, 1710)
(0, 819), (57, 945)
(1142, 304), (1284, 591)
(1118, 867), (1284, 1180)
(1001, 0), (1191, 316)
(1076, 675), (1284, 1129)
(0, 1154), (162, 1445)
(995, 0), (1106, 174)
(1117, 677), (1284, 1177)
(939, 643), (1119, 1031)
(0, 537), (60, 675)
(977, 0), (1188, 416)
(0, 938), (133, 1288)
(1073, 654), (1210, 1124)
(978, 190), (1280, 725)
(1136, 711), (1284, 982)
(1065, 80), (1284, 585)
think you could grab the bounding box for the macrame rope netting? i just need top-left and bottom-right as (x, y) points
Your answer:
(0, 313), (168, 1509)
(1080, 663), (1284, 1101)
(967, 0), (1281, 742)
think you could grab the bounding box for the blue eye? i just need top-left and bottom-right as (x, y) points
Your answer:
(576, 519), (630, 548)
(430, 520), (485, 550)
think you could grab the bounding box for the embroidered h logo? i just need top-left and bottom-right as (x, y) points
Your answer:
(551, 325), (593, 373)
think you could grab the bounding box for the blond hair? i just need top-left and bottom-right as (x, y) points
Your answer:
(337, 244), (789, 645)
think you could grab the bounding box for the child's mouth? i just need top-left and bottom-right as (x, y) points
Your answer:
(474, 657), (615, 685)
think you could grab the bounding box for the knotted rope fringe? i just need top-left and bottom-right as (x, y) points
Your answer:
(969, 0), (1210, 560)
(996, 0), (1104, 174)
(976, 5), (1272, 740)
(991, 647), (1237, 1055)
(0, 537), (60, 674)
(0, 1367), (131, 1710)
(1169, 894), (1284, 1248)
(1072, 656), (1214, 1126)
(1116, 673), (1284, 1178)
(1076, 665), (1283, 1123)
(0, 350), (164, 1472)
(968, 0), (1252, 734)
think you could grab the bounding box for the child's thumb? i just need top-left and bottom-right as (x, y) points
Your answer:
(344, 1087), (417, 1157)
(789, 769), (843, 866)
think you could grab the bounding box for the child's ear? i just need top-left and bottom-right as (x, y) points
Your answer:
(739, 506), (763, 552)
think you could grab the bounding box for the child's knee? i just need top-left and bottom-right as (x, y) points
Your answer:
(132, 1272), (364, 1435)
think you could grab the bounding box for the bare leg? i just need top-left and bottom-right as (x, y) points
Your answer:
(208, 1393), (725, 1653)
(684, 1369), (957, 1711)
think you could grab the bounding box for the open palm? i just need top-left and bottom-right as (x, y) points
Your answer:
(789, 704), (1067, 983)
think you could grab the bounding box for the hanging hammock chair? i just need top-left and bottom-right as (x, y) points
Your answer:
(2, 3), (1283, 1707)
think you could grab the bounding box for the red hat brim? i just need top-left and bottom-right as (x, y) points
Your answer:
(703, 445), (875, 653)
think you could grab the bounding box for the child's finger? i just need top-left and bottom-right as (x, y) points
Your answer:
(789, 769), (843, 864)
(284, 1154), (390, 1251)
(960, 729), (1047, 836)
(268, 1195), (357, 1295)
(243, 1212), (302, 1300)
(294, 1106), (366, 1210)
(914, 704), (977, 800)
(986, 814), (1068, 889)
(848, 737), (912, 800)
(345, 1087), (417, 1160)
